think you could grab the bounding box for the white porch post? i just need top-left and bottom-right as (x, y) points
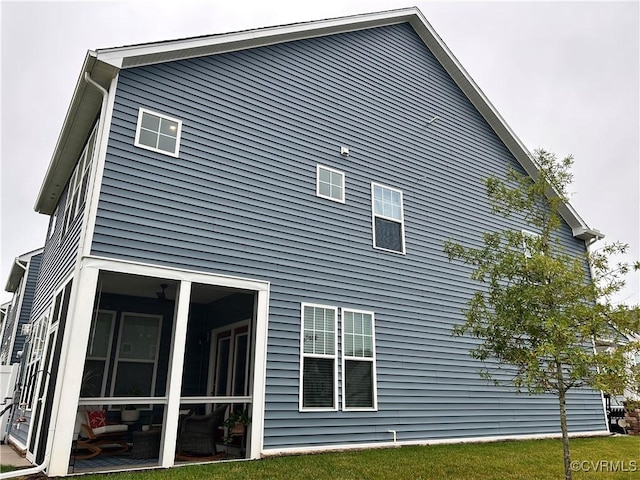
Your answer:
(46, 267), (99, 476)
(159, 280), (191, 468)
(249, 288), (269, 459)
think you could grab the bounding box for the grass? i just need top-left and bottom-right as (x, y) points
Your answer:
(2, 436), (639, 479)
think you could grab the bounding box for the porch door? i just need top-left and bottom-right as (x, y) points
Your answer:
(210, 321), (250, 398)
(26, 323), (57, 463)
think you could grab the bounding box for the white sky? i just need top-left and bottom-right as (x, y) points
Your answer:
(1, 0), (639, 306)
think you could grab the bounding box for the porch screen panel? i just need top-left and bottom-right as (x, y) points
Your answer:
(215, 337), (231, 396)
(233, 333), (249, 396)
(82, 311), (115, 397)
(112, 314), (161, 397)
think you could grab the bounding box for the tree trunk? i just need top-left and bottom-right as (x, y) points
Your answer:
(556, 362), (572, 480)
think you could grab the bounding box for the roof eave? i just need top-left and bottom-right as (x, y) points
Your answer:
(95, 7), (420, 69)
(4, 248), (44, 293)
(34, 53), (118, 215)
(5, 259), (26, 293)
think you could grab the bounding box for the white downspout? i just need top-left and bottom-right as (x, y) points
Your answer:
(0, 454), (51, 479)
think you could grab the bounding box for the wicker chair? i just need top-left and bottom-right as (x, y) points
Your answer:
(176, 404), (228, 458)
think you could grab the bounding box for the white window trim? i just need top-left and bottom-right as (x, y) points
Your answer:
(521, 229), (541, 258)
(20, 311), (49, 409)
(134, 107), (183, 158)
(84, 310), (116, 398)
(341, 308), (377, 412)
(208, 318), (251, 398)
(371, 182), (406, 255)
(316, 164), (346, 203)
(47, 206), (59, 241)
(110, 311), (163, 406)
(299, 303), (338, 412)
(60, 125), (98, 238)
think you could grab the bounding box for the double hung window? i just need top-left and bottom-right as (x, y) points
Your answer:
(300, 304), (337, 410)
(342, 309), (376, 410)
(372, 183), (405, 253)
(83, 311), (116, 397)
(112, 313), (162, 398)
(299, 304), (377, 411)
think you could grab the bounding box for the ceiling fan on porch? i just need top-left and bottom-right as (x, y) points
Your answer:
(157, 284), (170, 302)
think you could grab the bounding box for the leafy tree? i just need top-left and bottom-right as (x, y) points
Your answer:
(443, 149), (640, 480)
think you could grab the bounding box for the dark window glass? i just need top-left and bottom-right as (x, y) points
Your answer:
(375, 217), (402, 252)
(345, 360), (373, 408)
(303, 357), (334, 408)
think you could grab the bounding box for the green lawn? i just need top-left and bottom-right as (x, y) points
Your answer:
(3, 436), (639, 479)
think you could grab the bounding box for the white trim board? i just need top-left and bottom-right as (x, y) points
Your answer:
(261, 430), (612, 457)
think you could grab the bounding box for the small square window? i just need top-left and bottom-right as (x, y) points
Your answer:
(135, 108), (182, 157)
(317, 165), (345, 203)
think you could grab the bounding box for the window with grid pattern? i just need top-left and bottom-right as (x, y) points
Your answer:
(316, 165), (345, 203)
(135, 108), (182, 157)
(372, 183), (405, 253)
(342, 309), (376, 410)
(300, 304), (337, 410)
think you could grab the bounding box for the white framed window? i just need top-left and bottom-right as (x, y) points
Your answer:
(342, 309), (377, 411)
(135, 108), (182, 157)
(316, 165), (345, 203)
(20, 313), (49, 409)
(61, 125), (98, 237)
(111, 313), (162, 400)
(47, 207), (58, 240)
(521, 230), (541, 258)
(300, 303), (338, 411)
(82, 310), (116, 397)
(372, 182), (405, 254)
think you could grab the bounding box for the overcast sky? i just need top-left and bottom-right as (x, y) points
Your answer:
(1, 0), (638, 306)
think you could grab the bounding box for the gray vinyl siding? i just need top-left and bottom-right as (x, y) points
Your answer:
(29, 183), (84, 323)
(92, 23), (604, 449)
(0, 297), (19, 364)
(11, 253), (42, 364)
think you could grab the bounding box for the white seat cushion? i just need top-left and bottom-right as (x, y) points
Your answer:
(92, 424), (128, 435)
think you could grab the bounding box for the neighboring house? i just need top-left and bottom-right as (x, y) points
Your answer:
(0, 248), (43, 366)
(8, 8), (608, 477)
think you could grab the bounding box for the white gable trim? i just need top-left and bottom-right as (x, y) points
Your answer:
(34, 7), (602, 241)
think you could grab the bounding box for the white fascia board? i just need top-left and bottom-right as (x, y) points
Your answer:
(4, 259), (26, 293)
(34, 54), (117, 215)
(34, 52), (96, 215)
(95, 7), (419, 69)
(407, 10), (602, 242)
(3, 247), (44, 292)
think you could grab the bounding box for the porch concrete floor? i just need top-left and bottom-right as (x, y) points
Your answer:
(0, 443), (32, 468)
